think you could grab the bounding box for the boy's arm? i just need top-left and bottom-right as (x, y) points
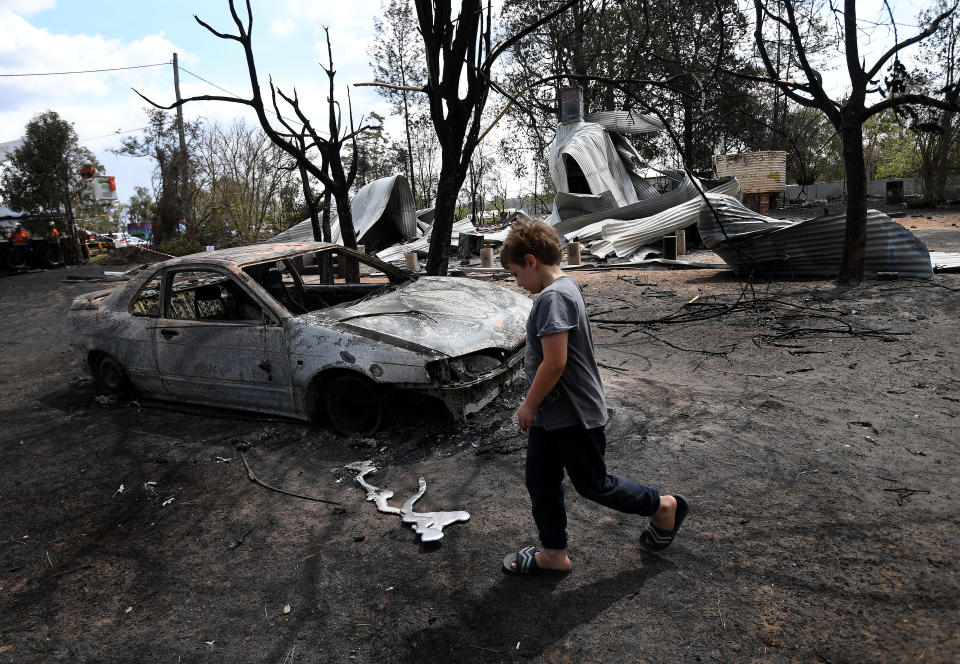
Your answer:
(517, 331), (568, 430)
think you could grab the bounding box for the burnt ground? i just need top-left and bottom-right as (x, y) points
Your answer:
(1, 212), (958, 664)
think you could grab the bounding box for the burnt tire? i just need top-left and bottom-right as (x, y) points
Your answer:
(41, 243), (64, 268)
(94, 355), (133, 398)
(6, 248), (27, 270)
(325, 374), (382, 435)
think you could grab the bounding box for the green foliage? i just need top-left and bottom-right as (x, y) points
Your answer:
(864, 111), (920, 180)
(191, 120), (303, 244)
(780, 105), (842, 186)
(499, 0), (764, 172)
(0, 110), (101, 218)
(112, 108), (201, 239)
(155, 234), (205, 257)
(909, 0), (960, 204)
(127, 186), (156, 226)
(368, 0), (427, 196)
(342, 112), (405, 193)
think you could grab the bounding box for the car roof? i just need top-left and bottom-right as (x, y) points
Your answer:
(158, 240), (409, 279)
(163, 241), (342, 268)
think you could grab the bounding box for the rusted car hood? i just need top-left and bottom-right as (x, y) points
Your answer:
(303, 277), (531, 356)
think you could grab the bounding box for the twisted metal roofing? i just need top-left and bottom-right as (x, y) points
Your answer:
(582, 111), (665, 135)
(697, 194), (933, 278)
(549, 121), (639, 208)
(553, 173), (702, 237)
(592, 177), (743, 258)
(271, 175), (417, 250)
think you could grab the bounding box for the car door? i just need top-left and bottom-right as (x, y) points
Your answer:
(113, 272), (165, 396)
(153, 267), (293, 415)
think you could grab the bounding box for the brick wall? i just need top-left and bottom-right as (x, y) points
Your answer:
(713, 151), (788, 195)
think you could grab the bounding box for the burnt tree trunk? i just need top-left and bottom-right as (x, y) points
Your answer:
(838, 113), (868, 285)
(427, 164), (463, 275)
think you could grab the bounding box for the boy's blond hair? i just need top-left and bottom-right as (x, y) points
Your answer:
(499, 219), (563, 268)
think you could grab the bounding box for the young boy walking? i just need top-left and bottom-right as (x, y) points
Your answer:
(500, 220), (689, 575)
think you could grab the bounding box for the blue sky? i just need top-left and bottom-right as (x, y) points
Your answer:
(0, 0), (395, 204)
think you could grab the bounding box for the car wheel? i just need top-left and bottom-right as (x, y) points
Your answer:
(325, 374), (382, 435)
(94, 355), (133, 397)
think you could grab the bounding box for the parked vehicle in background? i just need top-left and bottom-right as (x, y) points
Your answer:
(68, 241), (531, 434)
(85, 235), (115, 256)
(111, 232), (148, 247)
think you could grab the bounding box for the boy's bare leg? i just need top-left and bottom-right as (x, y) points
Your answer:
(511, 496), (679, 570)
(651, 495), (678, 531)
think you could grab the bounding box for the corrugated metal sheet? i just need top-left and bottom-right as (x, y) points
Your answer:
(375, 218), (477, 263)
(698, 194), (933, 278)
(930, 251), (960, 272)
(554, 173), (702, 237)
(549, 120), (638, 208)
(583, 111), (665, 135)
(594, 177), (743, 258)
(271, 175), (417, 250)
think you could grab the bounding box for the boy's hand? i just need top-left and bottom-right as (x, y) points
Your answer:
(516, 400), (537, 431)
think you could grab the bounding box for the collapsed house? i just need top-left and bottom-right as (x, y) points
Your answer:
(544, 107), (744, 260)
(540, 95), (934, 278)
(270, 90), (936, 279)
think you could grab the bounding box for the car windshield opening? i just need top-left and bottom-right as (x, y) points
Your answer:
(243, 249), (411, 313)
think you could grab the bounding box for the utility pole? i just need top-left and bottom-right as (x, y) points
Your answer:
(172, 53), (191, 230)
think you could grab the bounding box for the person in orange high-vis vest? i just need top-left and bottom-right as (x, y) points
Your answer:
(47, 223), (65, 267)
(9, 224), (31, 270)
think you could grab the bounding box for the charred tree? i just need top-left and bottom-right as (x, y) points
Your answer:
(410, 0), (579, 275)
(749, 0), (960, 284)
(134, 1), (373, 278)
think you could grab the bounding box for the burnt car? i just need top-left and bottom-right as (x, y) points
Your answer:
(68, 242), (530, 434)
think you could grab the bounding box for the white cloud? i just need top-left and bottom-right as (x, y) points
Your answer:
(268, 18), (296, 37)
(0, 8), (191, 203)
(0, 12), (181, 113)
(0, 0), (55, 14)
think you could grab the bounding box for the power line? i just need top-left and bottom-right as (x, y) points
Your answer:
(178, 66), (242, 100)
(178, 65), (331, 137)
(79, 127), (150, 142)
(0, 62), (171, 78)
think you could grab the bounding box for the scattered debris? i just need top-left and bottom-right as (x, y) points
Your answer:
(698, 194), (933, 278)
(161, 497), (175, 507)
(345, 460), (469, 543)
(228, 528), (253, 550)
(235, 440), (341, 506)
(883, 487), (931, 505)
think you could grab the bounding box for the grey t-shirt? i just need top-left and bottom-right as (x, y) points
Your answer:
(524, 275), (607, 430)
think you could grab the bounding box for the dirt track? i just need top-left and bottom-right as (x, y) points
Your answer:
(1, 216), (958, 663)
